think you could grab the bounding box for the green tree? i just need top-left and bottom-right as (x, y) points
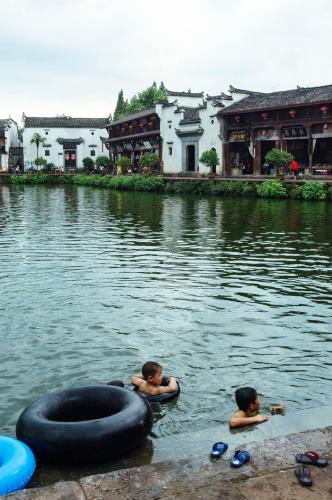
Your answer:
(35, 157), (47, 169)
(137, 84), (167, 109)
(30, 133), (46, 165)
(265, 148), (293, 175)
(199, 149), (219, 174)
(95, 155), (109, 169)
(114, 90), (126, 120)
(159, 81), (166, 93)
(113, 83), (167, 120)
(82, 157), (94, 171)
(116, 156), (132, 168)
(140, 152), (159, 172)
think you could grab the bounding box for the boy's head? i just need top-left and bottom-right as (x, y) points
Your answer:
(235, 387), (260, 413)
(142, 361), (163, 386)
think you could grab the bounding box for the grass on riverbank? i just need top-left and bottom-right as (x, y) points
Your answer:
(7, 174), (332, 201)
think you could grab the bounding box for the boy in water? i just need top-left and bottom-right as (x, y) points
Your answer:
(229, 387), (285, 428)
(131, 361), (177, 396)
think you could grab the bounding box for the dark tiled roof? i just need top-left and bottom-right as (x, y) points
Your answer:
(229, 85), (258, 95)
(222, 84), (332, 114)
(9, 146), (23, 154)
(166, 90), (204, 98)
(24, 116), (108, 128)
(175, 127), (204, 137)
(57, 137), (84, 145)
(206, 93), (233, 101)
(0, 119), (10, 133)
(104, 129), (160, 144)
(107, 108), (156, 127)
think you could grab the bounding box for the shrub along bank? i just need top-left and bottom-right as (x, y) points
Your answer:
(7, 174), (332, 201)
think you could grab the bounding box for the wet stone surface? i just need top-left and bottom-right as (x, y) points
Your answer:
(5, 425), (332, 499)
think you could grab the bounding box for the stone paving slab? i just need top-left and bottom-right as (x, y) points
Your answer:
(4, 425), (332, 499)
(3, 481), (85, 500)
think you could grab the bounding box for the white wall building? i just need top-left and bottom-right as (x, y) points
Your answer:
(23, 115), (109, 171)
(0, 118), (21, 171)
(156, 88), (250, 175)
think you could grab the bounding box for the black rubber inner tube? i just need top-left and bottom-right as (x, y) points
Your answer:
(16, 385), (153, 464)
(133, 376), (180, 403)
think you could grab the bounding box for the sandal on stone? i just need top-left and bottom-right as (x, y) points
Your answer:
(295, 465), (313, 487)
(210, 442), (228, 458)
(295, 451), (328, 467)
(230, 449), (250, 468)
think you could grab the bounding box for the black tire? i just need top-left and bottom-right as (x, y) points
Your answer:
(16, 385), (153, 464)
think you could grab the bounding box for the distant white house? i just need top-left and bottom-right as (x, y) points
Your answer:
(23, 115), (109, 170)
(0, 118), (21, 171)
(156, 89), (250, 175)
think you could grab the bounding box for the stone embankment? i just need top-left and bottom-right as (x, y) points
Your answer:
(4, 425), (332, 499)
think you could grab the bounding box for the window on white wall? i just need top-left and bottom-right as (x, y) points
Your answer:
(168, 147), (173, 156)
(90, 150), (95, 156)
(45, 150), (50, 156)
(91, 131), (95, 135)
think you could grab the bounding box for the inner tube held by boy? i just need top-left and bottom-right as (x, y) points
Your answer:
(133, 375), (181, 403)
(16, 385), (153, 464)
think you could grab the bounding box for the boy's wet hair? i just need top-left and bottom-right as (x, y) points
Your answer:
(142, 361), (162, 380)
(235, 387), (257, 411)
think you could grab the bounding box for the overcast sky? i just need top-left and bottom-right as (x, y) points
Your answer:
(1, 0), (332, 124)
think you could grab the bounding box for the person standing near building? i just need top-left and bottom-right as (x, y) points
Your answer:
(290, 159), (299, 178)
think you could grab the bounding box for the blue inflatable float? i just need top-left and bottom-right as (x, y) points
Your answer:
(0, 436), (36, 495)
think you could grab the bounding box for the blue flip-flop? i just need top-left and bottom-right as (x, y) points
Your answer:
(230, 449), (250, 467)
(210, 442), (228, 458)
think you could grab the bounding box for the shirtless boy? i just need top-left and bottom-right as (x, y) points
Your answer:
(131, 361), (177, 396)
(229, 387), (285, 428)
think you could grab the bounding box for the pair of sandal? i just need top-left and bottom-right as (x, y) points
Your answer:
(210, 442), (250, 468)
(295, 451), (328, 487)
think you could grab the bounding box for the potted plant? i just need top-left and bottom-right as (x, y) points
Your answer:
(116, 156), (132, 174)
(265, 148), (293, 177)
(95, 155), (110, 174)
(35, 157), (47, 171)
(199, 149), (219, 177)
(139, 152), (159, 174)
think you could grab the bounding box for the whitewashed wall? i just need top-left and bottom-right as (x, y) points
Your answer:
(157, 90), (251, 175)
(23, 127), (108, 170)
(1, 119), (20, 170)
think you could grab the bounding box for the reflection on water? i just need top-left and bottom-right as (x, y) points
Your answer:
(0, 185), (331, 441)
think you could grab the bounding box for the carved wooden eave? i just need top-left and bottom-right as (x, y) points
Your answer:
(56, 137), (84, 145)
(175, 127), (204, 137)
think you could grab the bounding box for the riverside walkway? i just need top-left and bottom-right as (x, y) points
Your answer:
(5, 406), (332, 499)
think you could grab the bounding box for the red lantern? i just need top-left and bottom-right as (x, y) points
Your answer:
(321, 105), (329, 115)
(140, 123), (144, 129)
(289, 109), (296, 118)
(148, 121), (153, 128)
(234, 115), (241, 123)
(261, 112), (268, 121)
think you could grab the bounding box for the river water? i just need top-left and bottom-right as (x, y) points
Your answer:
(0, 184), (331, 441)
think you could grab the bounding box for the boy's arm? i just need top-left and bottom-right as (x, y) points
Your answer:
(131, 374), (145, 386)
(155, 377), (178, 394)
(229, 412), (268, 428)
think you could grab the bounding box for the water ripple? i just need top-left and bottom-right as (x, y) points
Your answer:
(0, 186), (331, 437)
